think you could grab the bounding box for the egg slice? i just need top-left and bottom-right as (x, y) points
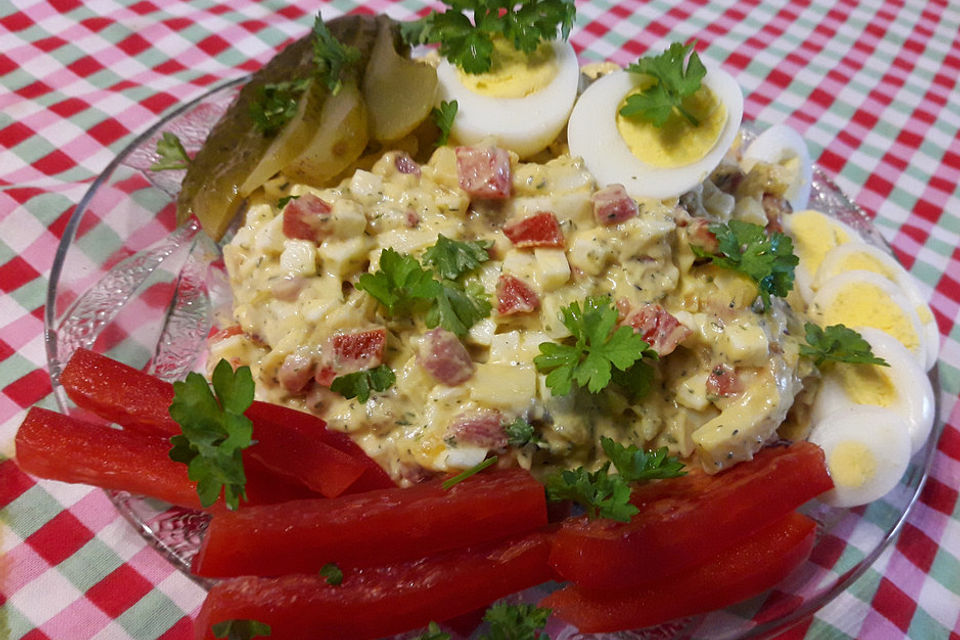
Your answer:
(815, 242), (939, 370)
(566, 62), (743, 200)
(782, 209), (861, 303)
(810, 270), (928, 369)
(436, 39), (580, 158)
(811, 327), (935, 455)
(741, 124), (813, 212)
(809, 406), (911, 508)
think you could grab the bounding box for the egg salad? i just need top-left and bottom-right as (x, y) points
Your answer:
(203, 35), (936, 505)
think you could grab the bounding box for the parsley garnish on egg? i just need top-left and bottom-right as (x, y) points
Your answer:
(800, 322), (890, 368)
(690, 219), (799, 311)
(620, 41), (707, 127)
(401, 0), (576, 74)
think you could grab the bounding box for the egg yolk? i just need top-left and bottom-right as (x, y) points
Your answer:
(817, 283), (920, 353)
(829, 441), (877, 488)
(834, 252), (896, 280)
(791, 211), (851, 274)
(615, 83), (726, 168)
(835, 362), (895, 407)
(457, 38), (558, 99)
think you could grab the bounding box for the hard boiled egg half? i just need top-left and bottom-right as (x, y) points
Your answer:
(436, 38), (580, 158)
(567, 56), (743, 200)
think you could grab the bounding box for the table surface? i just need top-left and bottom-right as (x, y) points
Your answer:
(2, 0), (959, 638)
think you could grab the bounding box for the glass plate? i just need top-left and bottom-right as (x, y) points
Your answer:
(45, 76), (943, 640)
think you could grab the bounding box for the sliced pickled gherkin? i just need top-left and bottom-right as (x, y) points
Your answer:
(177, 15), (384, 241)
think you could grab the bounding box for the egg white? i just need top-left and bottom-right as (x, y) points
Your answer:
(436, 39), (580, 158)
(567, 63), (744, 200)
(782, 209), (862, 304)
(810, 269), (928, 369)
(811, 327), (935, 455)
(815, 242), (939, 370)
(741, 124), (813, 212)
(809, 405), (911, 508)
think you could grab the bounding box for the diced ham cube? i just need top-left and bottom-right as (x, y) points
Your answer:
(502, 212), (564, 248)
(456, 146), (512, 200)
(448, 409), (507, 450)
(279, 351), (317, 394)
(283, 193), (332, 242)
(496, 275), (540, 315)
(624, 304), (692, 356)
(592, 184), (638, 226)
(706, 363), (743, 398)
(315, 328), (387, 387)
(418, 328), (475, 386)
(394, 152), (421, 177)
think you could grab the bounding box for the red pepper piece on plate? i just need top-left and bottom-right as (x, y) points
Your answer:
(191, 467), (548, 578)
(503, 211), (564, 248)
(549, 441), (832, 590)
(13, 407), (316, 509)
(542, 512), (817, 633)
(194, 529), (555, 640)
(59, 348), (389, 496)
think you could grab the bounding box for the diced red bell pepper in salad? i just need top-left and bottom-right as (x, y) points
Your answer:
(194, 530), (555, 640)
(502, 211), (565, 248)
(192, 467), (547, 578)
(549, 441), (832, 590)
(59, 348), (388, 497)
(14, 407), (317, 509)
(542, 512), (817, 633)
(496, 274), (540, 315)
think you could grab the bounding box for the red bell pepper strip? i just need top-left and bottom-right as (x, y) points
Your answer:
(542, 512), (817, 633)
(59, 348), (381, 497)
(549, 441), (832, 590)
(192, 467), (548, 578)
(14, 407), (316, 509)
(194, 530), (555, 640)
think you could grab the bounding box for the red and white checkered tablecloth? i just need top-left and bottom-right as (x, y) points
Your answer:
(2, 1), (959, 638)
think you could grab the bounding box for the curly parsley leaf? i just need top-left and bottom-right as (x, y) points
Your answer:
(422, 234), (492, 280)
(601, 437), (686, 482)
(431, 100), (458, 147)
(211, 620), (271, 640)
(505, 417), (543, 448)
(690, 220), (799, 311)
(401, 0), (575, 74)
(168, 359), (255, 511)
(427, 279), (492, 338)
(621, 41), (707, 127)
(413, 622), (451, 640)
(249, 78), (310, 136)
(357, 248), (441, 316)
(329, 364), (396, 403)
(535, 297), (657, 395)
(479, 602), (552, 640)
(312, 13), (361, 94)
(150, 132), (191, 171)
(800, 322), (889, 368)
(442, 456), (498, 490)
(545, 463), (638, 522)
(319, 562), (344, 586)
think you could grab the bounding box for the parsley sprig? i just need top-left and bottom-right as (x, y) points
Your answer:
(620, 41), (707, 127)
(151, 132), (191, 171)
(690, 220), (799, 311)
(534, 297), (658, 396)
(800, 322), (889, 368)
(545, 437), (685, 521)
(329, 364), (396, 403)
(442, 456), (498, 489)
(431, 100), (458, 147)
(413, 622), (451, 640)
(357, 241), (492, 337)
(479, 603), (552, 640)
(505, 417), (544, 448)
(401, 0), (576, 74)
(249, 78), (310, 135)
(211, 619), (271, 640)
(312, 13), (361, 94)
(168, 359), (256, 511)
